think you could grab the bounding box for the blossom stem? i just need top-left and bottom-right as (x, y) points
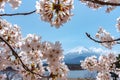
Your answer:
(0, 10), (36, 16)
(82, 0), (120, 6)
(85, 32), (120, 44)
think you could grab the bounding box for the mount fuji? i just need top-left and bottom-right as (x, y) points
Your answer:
(64, 46), (110, 64)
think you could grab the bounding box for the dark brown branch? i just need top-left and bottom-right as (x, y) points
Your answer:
(82, 0), (120, 6)
(85, 32), (120, 44)
(0, 10), (36, 16)
(0, 36), (50, 79)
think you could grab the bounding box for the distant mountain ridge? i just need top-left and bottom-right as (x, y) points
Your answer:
(64, 46), (110, 64)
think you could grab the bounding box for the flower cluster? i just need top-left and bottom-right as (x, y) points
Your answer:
(96, 72), (111, 80)
(81, 53), (116, 80)
(0, 19), (22, 44)
(80, 0), (120, 13)
(35, 0), (73, 28)
(80, 0), (102, 10)
(0, 19), (69, 80)
(95, 27), (116, 49)
(0, 18), (22, 70)
(116, 17), (120, 31)
(41, 41), (69, 80)
(18, 34), (44, 80)
(81, 56), (97, 71)
(0, 0), (21, 12)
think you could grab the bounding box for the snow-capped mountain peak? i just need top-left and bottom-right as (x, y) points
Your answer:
(66, 46), (89, 54)
(64, 46), (112, 64)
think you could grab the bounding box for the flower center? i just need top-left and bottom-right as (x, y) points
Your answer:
(0, 0), (3, 2)
(52, 3), (62, 14)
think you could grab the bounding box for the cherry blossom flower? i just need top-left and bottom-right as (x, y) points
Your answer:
(20, 34), (41, 53)
(0, 19), (22, 71)
(96, 72), (112, 80)
(0, 19), (22, 52)
(0, 19), (69, 80)
(81, 56), (97, 71)
(116, 17), (120, 31)
(35, 0), (73, 28)
(8, 0), (21, 9)
(95, 27), (116, 49)
(81, 53), (117, 80)
(80, 0), (102, 10)
(97, 53), (116, 72)
(80, 0), (120, 12)
(0, 0), (21, 12)
(19, 34), (44, 79)
(19, 35), (68, 79)
(41, 41), (68, 80)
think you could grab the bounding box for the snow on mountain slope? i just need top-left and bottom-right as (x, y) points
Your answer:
(64, 46), (110, 64)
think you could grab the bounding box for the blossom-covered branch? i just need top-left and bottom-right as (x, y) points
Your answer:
(0, 10), (36, 16)
(0, 36), (50, 79)
(82, 0), (120, 6)
(80, 0), (120, 13)
(86, 32), (120, 44)
(85, 31), (120, 69)
(81, 53), (117, 80)
(0, 18), (69, 80)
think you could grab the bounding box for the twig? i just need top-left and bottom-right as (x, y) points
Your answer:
(82, 0), (120, 6)
(85, 32), (120, 44)
(0, 36), (50, 79)
(0, 10), (36, 16)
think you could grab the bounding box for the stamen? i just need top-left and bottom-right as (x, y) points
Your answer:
(52, 3), (62, 14)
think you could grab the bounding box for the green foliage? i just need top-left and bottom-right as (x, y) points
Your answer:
(115, 54), (120, 68)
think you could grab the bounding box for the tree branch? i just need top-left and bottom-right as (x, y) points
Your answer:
(85, 33), (120, 69)
(85, 32), (120, 44)
(82, 0), (120, 6)
(0, 10), (36, 16)
(0, 36), (50, 79)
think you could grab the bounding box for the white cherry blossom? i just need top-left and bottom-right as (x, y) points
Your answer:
(95, 27), (116, 49)
(116, 17), (120, 32)
(35, 0), (73, 28)
(80, 0), (120, 12)
(96, 72), (112, 80)
(0, 0), (21, 12)
(8, 0), (21, 9)
(81, 56), (98, 71)
(81, 53), (117, 80)
(0, 19), (69, 80)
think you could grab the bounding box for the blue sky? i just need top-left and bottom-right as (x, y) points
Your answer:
(3, 0), (120, 53)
